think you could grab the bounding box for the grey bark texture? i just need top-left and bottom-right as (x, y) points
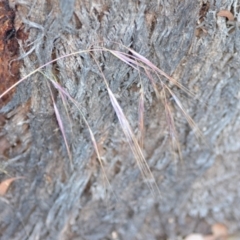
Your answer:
(0, 0), (240, 239)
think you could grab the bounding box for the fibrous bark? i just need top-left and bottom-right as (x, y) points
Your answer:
(0, 0), (240, 239)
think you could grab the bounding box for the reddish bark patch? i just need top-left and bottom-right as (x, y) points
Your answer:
(0, 0), (20, 108)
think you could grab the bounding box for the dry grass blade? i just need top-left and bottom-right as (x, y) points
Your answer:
(146, 70), (183, 161)
(126, 48), (194, 97)
(50, 73), (74, 135)
(58, 90), (74, 136)
(108, 50), (138, 70)
(90, 52), (160, 195)
(144, 68), (161, 99)
(0, 50), (91, 100)
(70, 101), (112, 193)
(48, 78), (112, 191)
(136, 62), (145, 149)
(52, 94), (72, 164)
(107, 88), (160, 195)
(166, 86), (203, 140)
(40, 71), (73, 166)
(107, 47), (202, 152)
(30, 69), (112, 191)
(144, 67), (183, 161)
(105, 42), (190, 93)
(161, 84), (183, 161)
(138, 86), (144, 149)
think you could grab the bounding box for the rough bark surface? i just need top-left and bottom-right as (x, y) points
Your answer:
(0, 0), (240, 239)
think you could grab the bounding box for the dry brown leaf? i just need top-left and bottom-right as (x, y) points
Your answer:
(217, 10), (234, 21)
(212, 223), (228, 238)
(0, 177), (23, 196)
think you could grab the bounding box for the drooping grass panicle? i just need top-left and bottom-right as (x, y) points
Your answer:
(107, 47), (202, 153)
(46, 76), (112, 190)
(0, 43), (201, 196)
(160, 82), (183, 162)
(90, 52), (160, 195)
(107, 88), (160, 195)
(39, 71), (73, 165)
(126, 48), (194, 97)
(51, 90), (73, 165)
(166, 86), (203, 140)
(138, 78), (145, 150)
(100, 41), (193, 95)
(50, 73), (73, 129)
(37, 69), (111, 189)
(143, 67), (161, 99)
(107, 50), (139, 71)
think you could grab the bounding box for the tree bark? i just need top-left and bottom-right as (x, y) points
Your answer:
(0, 0), (239, 239)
